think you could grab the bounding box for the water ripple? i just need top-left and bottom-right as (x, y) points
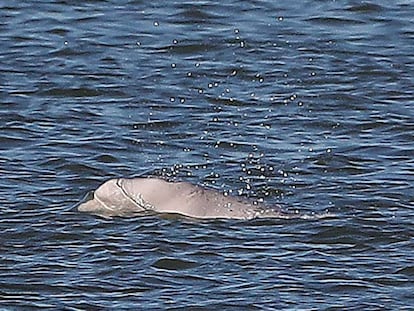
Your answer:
(0, 0), (413, 309)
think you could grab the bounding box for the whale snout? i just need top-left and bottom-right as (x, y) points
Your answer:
(77, 191), (103, 212)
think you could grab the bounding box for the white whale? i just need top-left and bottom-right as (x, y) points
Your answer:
(77, 177), (285, 220)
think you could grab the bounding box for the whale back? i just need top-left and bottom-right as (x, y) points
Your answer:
(120, 178), (261, 219)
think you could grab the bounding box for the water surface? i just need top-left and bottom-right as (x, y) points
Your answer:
(1, 0), (413, 309)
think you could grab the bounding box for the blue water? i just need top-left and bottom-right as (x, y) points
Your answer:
(1, 0), (413, 309)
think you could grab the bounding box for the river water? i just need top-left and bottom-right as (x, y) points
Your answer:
(1, 0), (413, 309)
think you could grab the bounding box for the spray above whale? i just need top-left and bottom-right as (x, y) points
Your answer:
(77, 177), (287, 220)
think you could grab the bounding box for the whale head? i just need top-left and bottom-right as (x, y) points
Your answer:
(77, 179), (151, 218)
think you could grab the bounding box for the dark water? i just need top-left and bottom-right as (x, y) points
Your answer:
(1, 0), (413, 309)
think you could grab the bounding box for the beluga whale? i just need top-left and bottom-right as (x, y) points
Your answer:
(78, 177), (287, 220)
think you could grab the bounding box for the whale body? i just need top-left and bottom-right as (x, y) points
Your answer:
(77, 177), (283, 220)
